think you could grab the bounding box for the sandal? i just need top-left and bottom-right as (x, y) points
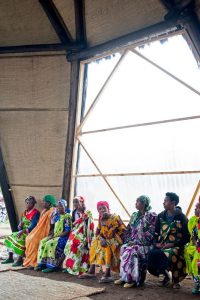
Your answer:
(172, 283), (181, 289)
(158, 276), (171, 287)
(99, 276), (114, 283)
(79, 273), (96, 279)
(12, 261), (23, 267)
(192, 287), (200, 294)
(42, 268), (54, 273)
(1, 259), (14, 264)
(123, 282), (135, 288)
(62, 269), (68, 273)
(114, 279), (124, 285)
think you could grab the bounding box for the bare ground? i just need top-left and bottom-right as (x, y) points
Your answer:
(15, 269), (195, 300)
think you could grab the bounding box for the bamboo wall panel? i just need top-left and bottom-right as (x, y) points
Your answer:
(0, 55), (70, 217)
(0, 0), (59, 46)
(85, 0), (167, 46)
(53, 0), (76, 39)
(0, 55), (70, 109)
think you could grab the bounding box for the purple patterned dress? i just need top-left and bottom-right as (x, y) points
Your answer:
(119, 211), (156, 285)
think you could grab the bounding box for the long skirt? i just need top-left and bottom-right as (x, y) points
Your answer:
(4, 232), (27, 256)
(38, 236), (68, 269)
(63, 239), (90, 275)
(90, 238), (120, 272)
(148, 247), (187, 283)
(184, 244), (196, 274)
(120, 243), (149, 285)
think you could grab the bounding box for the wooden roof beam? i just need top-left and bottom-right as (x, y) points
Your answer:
(74, 0), (87, 45)
(67, 20), (182, 61)
(39, 0), (73, 44)
(0, 42), (84, 55)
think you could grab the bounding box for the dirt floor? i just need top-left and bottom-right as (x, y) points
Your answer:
(15, 268), (194, 300)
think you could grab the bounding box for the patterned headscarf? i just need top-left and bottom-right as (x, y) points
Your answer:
(58, 199), (70, 213)
(25, 195), (37, 205)
(97, 201), (110, 210)
(137, 195), (151, 212)
(58, 199), (67, 209)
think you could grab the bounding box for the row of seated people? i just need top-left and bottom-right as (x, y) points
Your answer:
(1, 193), (200, 294)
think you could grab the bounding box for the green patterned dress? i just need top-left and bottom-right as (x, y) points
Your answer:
(4, 209), (40, 256)
(148, 209), (190, 283)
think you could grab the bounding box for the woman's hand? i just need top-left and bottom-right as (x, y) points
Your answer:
(155, 243), (163, 249)
(162, 243), (174, 249)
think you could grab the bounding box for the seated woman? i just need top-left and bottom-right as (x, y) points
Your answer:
(2, 196), (40, 266)
(63, 196), (94, 275)
(80, 201), (126, 283)
(23, 194), (56, 268)
(148, 192), (190, 288)
(184, 198), (200, 294)
(114, 195), (156, 288)
(36, 199), (71, 273)
(72, 196), (85, 222)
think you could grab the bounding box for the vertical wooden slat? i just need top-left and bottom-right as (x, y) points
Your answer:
(186, 180), (200, 217)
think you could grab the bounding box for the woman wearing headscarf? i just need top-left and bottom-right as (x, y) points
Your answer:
(23, 194), (56, 268)
(114, 195), (156, 288)
(72, 196), (85, 223)
(2, 196), (40, 266)
(80, 201), (126, 283)
(184, 198), (200, 294)
(63, 196), (94, 275)
(36, 199), (71, 273)
(148, 192), (190, 288)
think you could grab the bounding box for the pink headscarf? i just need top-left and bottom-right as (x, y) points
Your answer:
(97, 201), (109, 210)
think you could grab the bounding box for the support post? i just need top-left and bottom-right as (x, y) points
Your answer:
(0, 148), (18, 231)
(62, 60), (80, 202)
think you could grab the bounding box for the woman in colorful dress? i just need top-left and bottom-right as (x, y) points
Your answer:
(36, 199), (71, 272)
(2, 196), (40, 266)
(80, 201), (126, 283)
(184, 199), (200, 294)
(23, 194), (56, 268)
(63, 196), (94, 275)
(114, 195), (156, 288)
(148, 192), (190, 288)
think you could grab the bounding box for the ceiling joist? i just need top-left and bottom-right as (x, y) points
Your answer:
(0, 42), (84, 55)
(39, 0), (73, 44)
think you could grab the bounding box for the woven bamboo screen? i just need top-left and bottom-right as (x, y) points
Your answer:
(0, 0), (59, 46)
(53, 0), (76, 39)
(84, 0), (167, 46)
(0, 55), (70, 217)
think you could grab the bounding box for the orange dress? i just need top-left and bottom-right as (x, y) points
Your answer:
(23, 207), (55, 267)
